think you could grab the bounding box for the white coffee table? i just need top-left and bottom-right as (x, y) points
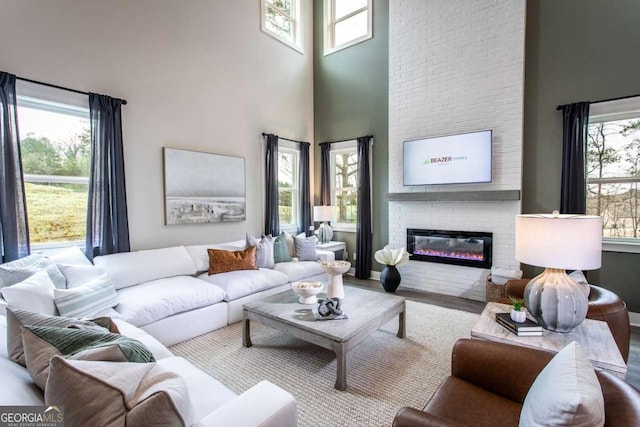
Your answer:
(471, 302), (627, 379)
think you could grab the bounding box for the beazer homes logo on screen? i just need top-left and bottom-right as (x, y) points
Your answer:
(423, 155), (468, 165)
(0, 406), (64, 427)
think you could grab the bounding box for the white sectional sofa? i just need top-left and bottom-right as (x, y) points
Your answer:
(0, 237), (334, 426)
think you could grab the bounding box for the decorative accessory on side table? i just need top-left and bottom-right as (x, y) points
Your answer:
(291, 281), (324, 304)
(509, 297), (527, 323)
(315, 298), (348, 321)
(515, 211), (602, 332)
(318, 260), (351, 299)
(313, 206), (335, 244)
(374, 245), (410, 293)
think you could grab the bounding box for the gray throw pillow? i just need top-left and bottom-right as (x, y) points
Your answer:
(294, 235), (318, 261)
(0, 253), (66, 289)
(246, 234), (275, 269)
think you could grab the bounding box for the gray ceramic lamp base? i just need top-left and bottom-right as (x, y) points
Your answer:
(523, 268), (588, 333)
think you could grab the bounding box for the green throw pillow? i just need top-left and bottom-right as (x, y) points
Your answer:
(274, 233), (293, 263)
(22, 325), (155, 390)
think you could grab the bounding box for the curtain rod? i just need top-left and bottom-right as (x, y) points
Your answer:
(261, 132), (309, 144)
(322, 135), (373, 144)
(16, 76), (128, 105)
(556, 93), (640, 110)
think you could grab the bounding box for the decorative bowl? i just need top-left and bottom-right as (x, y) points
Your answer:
(291, 281), (324, 304)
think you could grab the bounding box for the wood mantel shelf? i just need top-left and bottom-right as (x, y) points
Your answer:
(385, 190), (521, 202)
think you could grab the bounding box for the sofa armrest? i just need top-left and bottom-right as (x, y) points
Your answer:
(451, 339), (553, 404)
(505, 279), (528, 299)
(193, 381), (296, 427)
(316, 250), (335, 261)
(392, 407), (466, 427)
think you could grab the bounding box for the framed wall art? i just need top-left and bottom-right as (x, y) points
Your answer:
(163, 147), (246, 225)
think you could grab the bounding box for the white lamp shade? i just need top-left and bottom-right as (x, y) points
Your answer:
(515, 214), (602, 270)
(314, 206), (334, 222)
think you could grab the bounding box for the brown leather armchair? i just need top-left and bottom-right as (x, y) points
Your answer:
(504, 279), (630, 362)
(392, 339), (640, 427)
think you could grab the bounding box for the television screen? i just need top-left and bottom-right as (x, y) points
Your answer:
(403, 130), (492, 185)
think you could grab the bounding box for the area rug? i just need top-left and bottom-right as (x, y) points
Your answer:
(170, 301), (480, 427)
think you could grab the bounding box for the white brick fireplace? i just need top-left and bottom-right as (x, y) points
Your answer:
(388, 0), (526, 301)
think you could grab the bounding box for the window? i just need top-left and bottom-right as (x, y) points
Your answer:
(16, 81), (90, 248)
(586, 96), (640, 249)
(324, 0), (372, 55)
(278, 145), (300, 231)
(262, 0), (303, 53)
(330, 142), (358, 230)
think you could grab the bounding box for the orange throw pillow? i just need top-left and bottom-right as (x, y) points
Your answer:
(207, 246), (258, 275)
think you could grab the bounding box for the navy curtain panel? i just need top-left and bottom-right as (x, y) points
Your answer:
(319, 142), (331, 206)
(355, 136), (373, 279)
(299, 142), (311, 236)
(0, 72), (30, 262)
(264, 133), (280, 236)
(560, 102), (590, 214)
(86, 93), (130, 261)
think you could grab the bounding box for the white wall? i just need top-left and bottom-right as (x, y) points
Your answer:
(388, 0), (526, 300)
(0, 0), (314, 250)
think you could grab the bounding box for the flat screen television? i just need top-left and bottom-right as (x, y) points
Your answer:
(403, 130), (492, 186)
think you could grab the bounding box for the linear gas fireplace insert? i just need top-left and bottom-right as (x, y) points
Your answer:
(407, 228), (493, 269)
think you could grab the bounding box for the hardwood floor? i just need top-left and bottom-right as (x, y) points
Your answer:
(345, 277), (640, 389)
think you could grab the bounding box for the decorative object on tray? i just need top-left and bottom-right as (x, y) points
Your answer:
(515, 211), (602, 332)
(509, 297), (527, 323)
(318, 260), (351, 300)
(495, 312), (542, 336)
(291, 281), (324, 304)
(313, 206), (335, 243)
(314, 298), (348, 321)
(374, 245), (410, 293)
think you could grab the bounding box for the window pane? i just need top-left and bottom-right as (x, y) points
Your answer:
(334, 0), (367, 20)
(587, 182), (640, 238)
(17, 105), (90, 244)
(266, 0), (292, 16)
(278, 152), (294, 186)
(334, 152), (358, 187)
(335, 190), (357, 223)
(334, 10), (368, 46)
(279, 189), (294, 224)
(587, 119), (640, 179)
(265, 5), (294, 42)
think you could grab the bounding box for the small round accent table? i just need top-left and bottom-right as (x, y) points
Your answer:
(319, 260), (351, 299)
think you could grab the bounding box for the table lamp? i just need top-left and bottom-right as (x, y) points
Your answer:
(515, 211), (602, 332)
(314, 206), (335, 244)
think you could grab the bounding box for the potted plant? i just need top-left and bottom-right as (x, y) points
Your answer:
(374, 245), (410, 293)
(509, 296), (527, 323)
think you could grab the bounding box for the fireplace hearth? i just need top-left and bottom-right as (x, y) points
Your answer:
(407, 228), (493, 269)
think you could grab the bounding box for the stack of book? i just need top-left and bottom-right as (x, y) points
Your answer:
(495, 312), (543, 336)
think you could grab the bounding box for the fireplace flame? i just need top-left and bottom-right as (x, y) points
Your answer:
(413, 248), (484, 261)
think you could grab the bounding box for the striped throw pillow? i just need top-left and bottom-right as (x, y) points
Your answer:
(0, 253), (66, 289)
(54, 274), (118, 318)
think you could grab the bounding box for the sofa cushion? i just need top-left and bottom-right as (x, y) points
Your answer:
(207, 246), (258, 275)
(0, 270), (57, 316)
(115, 276), (226, 327)
(57, 264), (106, 288)
(22, 326), (155, 390)
(274, 261), (325, 283)
(46, 246), (92, 267)
(94, 246), (197, 290)
(54, 274), (118, 318)
(45, 357), (194, 427)
(5, 307), (116, 367)
(246, 234), (275, 269)
(157, 356), (237, 421)
(0, 253), (66, 289)
(198, 268), (289, 302)
(274, 233), (293, 263)
(520, 341), (604, 427)
(184, 240), (247, 273)
(283, 231), (304, 257)
(294, 235), (318, 261)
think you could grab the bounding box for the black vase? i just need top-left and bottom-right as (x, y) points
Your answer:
(380, 265), (401, 293)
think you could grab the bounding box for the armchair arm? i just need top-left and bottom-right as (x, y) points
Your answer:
(451, 339), (553, 403)
(392, 407), (467, 427)
(505, 279), (528, 299)
(193, 381), (296, 427)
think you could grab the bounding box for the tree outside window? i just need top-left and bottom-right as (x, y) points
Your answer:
(331, 148), (357, 226)
(278, 148), (299, 229)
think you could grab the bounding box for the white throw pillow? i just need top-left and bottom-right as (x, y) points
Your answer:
(519, 341), (604, 427)
(0, 271), (57, 315)
(0, 253), (66, 289)
(54, 274), (118, 318)
(46, 246), (92, 266)
(568, 270), (591, 299)
(57, 264), (106, 289)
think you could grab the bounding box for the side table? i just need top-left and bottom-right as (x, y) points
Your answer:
(471, 302), (627, 379)
(316, 241), (346, 260)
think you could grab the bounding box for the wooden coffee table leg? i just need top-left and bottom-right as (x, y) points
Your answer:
(334, 342), (347, 391)
(397, 303), (406, 338)
(242, 316), (252, 347)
